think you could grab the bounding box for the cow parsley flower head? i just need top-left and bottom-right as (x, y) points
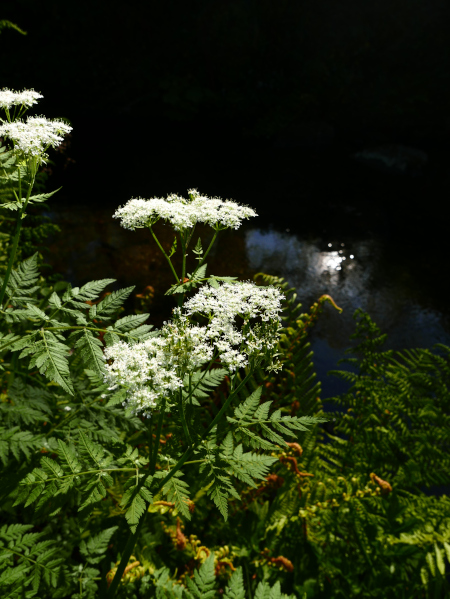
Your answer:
(104, 282), (283, 415)
(184, 281), (283, 324)
(0, 88), (43, 110)
(0, 116), (72, 161)
(104, 312), (214, 416)
(113, 189), (257, 232)
(185, 281), (284, 372)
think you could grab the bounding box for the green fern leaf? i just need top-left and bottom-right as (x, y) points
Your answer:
(124, 492), (146, 532)
(72, 329), (105, 377)
(79, 526), (118, 564)
(64, 278), (116, 307)
(22, 330), (74, 395)
(223, 567), (246, 599)
(111, 313), (150, 332)
(78, 431), (107, 467)
(26, 187), (61, 205)
(90, 286), (134, 321)
(1, 253), (40, 306)
(165, 264), (208, 295)
(162, 471), (191, 519)
(185, 553), (216, 599)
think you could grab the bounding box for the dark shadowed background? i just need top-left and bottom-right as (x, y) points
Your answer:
(2, 0), (450, 396)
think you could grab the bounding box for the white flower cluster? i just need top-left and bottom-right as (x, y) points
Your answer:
(184, 281), (283, 323)
(185, 281), (283, 372)
(113, 189), (257, 231)
(104, 282), (283, 415)
(0, 88), (43, 110)
(0, 116), (72, 159)
(104, 312), (214, 416)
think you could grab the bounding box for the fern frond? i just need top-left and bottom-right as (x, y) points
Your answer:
(223, 567), (246, 599)
(161, 471), (191, 520)
(72, 329), (105, 377)
(1, 253), (40, 306)
(18, 330), (73, 395)
(63, 278), (116, 308)
(89, 286), (134, 321)
(0, 524), (68, 597)
(228, 386), (326, 449)
(79, 526), (118, 564)
(185, 553), (216, 599)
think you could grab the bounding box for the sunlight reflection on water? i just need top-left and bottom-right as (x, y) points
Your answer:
(245, 228), (450, 398)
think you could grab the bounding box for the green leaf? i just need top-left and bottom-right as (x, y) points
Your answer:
(165, 264), (208, 295)
(162, 472), (191, 520)
(93, 286), (134, 321)
(73, 329), (105, 377)
(185, 554), (217, 599)
(57, 440), (81, 474)
(1, 253), (40, 306)
(125, 493), (146, 532)
(224, 568), (246, 599)
(111, 313), (151, 332)
(27, 187), (61, 204)
(78, 431), (106, 467)
(79, 527), (118, 563)
(23, 330), (74, 395)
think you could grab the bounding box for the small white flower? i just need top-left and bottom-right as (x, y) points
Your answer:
(0, 88), (43, 110)
(64, 406), (72, 412)
(0, 116), (72, 160)
(113, 189), (257, 232)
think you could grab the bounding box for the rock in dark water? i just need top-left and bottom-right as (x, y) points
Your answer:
(354, 144), (428, 175)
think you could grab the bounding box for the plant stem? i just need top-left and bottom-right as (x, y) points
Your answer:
(179, 388), (192, 446)
(0, 160), (36, 306)
(148, 226), (179, 284)
(106, 369), (253, 599)
(107, 400), (166, 598)
(181, 232), (187, 283)
(178, 232), (187, 307)
(149, 400), (165, 474)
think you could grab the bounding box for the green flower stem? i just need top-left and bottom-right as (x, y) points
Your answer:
(106, 401), (166, 599)
(0, 160), (36, 307)
(181, 233), (187, 282)
(148, 226), (179, 284)
(178, 232), (187, 307)
(179, 388), (192, 446)
(190, 229), (218, 279)
(106, 369), (253, 599)
(149, 399), (166, 474)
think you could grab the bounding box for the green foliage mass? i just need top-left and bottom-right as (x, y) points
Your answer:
(1, 246), (449, 597)
(1, 101), (449, 598)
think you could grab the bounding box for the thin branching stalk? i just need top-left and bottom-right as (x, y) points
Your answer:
(148, 225), (179, 283)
